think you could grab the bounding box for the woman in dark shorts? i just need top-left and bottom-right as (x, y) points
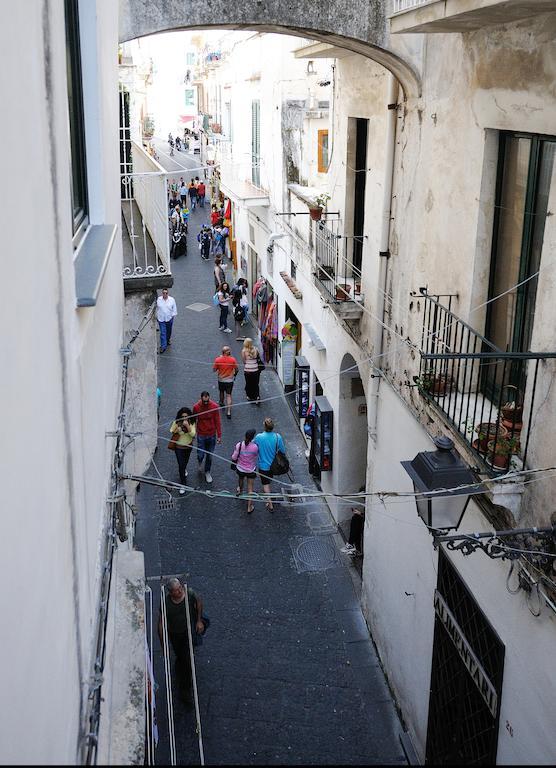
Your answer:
(231, 429), (259, 514)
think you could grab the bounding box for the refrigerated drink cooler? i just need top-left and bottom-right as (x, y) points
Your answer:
(313, 395), (333, 472)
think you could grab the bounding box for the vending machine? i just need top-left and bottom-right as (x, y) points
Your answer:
(294, 355), (310, 420)
(313, 395), (333, 472)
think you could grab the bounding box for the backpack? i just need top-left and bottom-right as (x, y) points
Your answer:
(212, 292), (219, 306)
(270, 434), (289, 476)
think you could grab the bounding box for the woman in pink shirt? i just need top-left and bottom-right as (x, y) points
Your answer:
(231, 429), (259, 514)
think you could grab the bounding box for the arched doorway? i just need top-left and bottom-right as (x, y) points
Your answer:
(337, 353), (368, 530)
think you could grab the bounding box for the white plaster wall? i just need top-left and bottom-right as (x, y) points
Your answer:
(364, 384), (556, 764)
(0, 1), (123, 762)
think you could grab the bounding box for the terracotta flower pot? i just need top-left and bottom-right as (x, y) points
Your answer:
(309, 206), (323, 221)
(474, 422), (508, 452)
(487, 437), (519, 470)
(335, 283), (352, 301)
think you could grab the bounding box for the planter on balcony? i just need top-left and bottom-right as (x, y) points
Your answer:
(335, 283), (352, 301)
(309, 206), (323, 221)
(473, 422), (508, 453)
(487, 435), (520, 471)
(316, 265), (334, 282)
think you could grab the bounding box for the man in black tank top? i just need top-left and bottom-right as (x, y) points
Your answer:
(158, 577), (206, 705)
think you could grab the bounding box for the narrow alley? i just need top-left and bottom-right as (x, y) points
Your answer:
(135, 147), (406, 765)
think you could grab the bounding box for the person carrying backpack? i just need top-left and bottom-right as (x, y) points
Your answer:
(197, 227), (211, 260)
(254, 418), (287, 512)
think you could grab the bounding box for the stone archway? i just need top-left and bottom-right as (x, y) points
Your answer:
(119, 1), (422, 97)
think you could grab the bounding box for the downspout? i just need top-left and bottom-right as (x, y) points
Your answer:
(369, 73), (399, 441)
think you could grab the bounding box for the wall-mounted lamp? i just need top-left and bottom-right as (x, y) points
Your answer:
(401, 436), (481, 531)
(307, 60), (316, 75)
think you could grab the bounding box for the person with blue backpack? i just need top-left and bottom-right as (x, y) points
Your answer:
(197, 226), (211, 260)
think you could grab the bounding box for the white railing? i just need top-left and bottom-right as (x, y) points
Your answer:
(392, 0), (435, 13)
(219, 158), (269, 197)
(122, 142), (171, 279)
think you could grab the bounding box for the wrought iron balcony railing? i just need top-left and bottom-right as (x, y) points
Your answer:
(416, 290), (556, 475)
(121, 142), (171, 284)
(313, 223), (364, 304)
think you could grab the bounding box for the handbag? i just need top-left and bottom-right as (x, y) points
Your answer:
(257, 352), (266, 373)
(270, 434), (289, 476)
(230, 442), (240, 471)
(167, 431), (180, 451)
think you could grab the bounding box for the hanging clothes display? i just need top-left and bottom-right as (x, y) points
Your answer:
(261, 294), (278, 365)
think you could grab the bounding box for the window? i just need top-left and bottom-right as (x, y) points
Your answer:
(482, 132), (555, 395)
(186, 52), (196, 65)
(486, 132), (555, 351)
(291, 260), (297, 280)
(318, 129), (329, 173)
(251, 99), (260, 187)
(184, 88), (195, 108)
(65, 0), (88, 239)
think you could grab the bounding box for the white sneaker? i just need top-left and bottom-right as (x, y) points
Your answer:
(205, 471), (213, 483)
(340, 543), (356, 554)
(223, 328), (232, 333)
(179, 487), (186, 495)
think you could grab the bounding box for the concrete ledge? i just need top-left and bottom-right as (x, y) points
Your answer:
(74, 224), (117, 307)
(97, 549), (146, 766)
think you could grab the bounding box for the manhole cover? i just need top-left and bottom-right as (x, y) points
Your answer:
(186, 302), (211, 312)
(291, 536), (338, 573)
(156, 496), (176, 512)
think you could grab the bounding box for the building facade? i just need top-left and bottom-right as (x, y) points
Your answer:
(1, 1), (161, 762)
(198, 8), (556, 764)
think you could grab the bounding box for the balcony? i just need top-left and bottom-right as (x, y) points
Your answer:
(313, 223), (364, 322)
(218, 154), (270, 207)
(121, 142), (172, 292)
(416, 290), (556, 475)
(390, 0), (556, 34)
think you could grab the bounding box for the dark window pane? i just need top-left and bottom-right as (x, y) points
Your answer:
(65, 0), (88, 233)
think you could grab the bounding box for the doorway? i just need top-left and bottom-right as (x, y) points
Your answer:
(345, 117), (368, 273)
(426, 551), (505, 765)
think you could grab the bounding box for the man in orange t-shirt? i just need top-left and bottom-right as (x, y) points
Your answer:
(212, 346), (239, 419)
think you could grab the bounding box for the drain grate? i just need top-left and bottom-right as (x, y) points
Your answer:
(290, 536), (339, 573)
(156, 496), (176, 512)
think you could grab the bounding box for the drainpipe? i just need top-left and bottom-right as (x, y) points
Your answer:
(369, 73), (399, 441)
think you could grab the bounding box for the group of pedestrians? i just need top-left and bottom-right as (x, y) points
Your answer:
(169, 392), (285, 513)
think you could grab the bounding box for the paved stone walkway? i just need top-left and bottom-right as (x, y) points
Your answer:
(135, 152), (406, 765)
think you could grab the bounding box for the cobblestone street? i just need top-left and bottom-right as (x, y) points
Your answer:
(135, 149), (406, 766)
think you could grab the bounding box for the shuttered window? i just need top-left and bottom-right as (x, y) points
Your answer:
(251, 99), (260, 187)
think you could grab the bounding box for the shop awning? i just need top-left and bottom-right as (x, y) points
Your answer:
(304, 323), (326, 351)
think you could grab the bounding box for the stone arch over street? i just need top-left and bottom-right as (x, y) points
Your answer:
(337, 353), (369, 525)
(118, 0), (422, 97)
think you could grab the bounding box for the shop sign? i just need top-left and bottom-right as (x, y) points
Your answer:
(434, 590), (498, 718)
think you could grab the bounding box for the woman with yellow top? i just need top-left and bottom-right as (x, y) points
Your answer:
(170, 407), (196, 494)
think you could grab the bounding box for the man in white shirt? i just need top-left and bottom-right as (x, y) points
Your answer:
(156, 288), (177, 353)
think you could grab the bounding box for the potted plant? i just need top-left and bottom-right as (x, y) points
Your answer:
(309, 193), (331, 221)
(500, 384), (524, 431)
(473, 421), (508, 452)
(487, 435), (521, 470)
(417, 370), (453, 397)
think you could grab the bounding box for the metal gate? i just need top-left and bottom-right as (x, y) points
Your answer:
(426, 551), (505, 765)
